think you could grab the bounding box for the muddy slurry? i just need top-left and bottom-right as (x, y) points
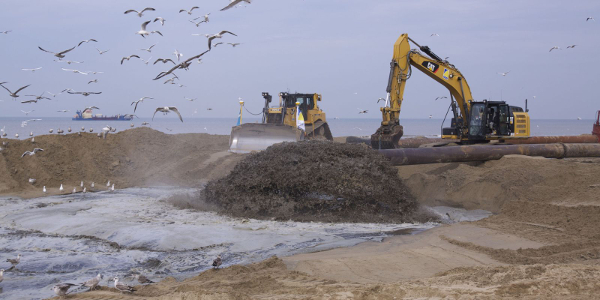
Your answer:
(202, 141), (422, 223)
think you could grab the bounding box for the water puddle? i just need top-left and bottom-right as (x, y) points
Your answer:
(0, 187), (437, 299)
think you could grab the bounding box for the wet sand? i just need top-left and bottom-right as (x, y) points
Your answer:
(2, 129), (600, 299)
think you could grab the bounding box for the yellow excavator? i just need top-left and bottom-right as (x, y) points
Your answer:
(371, 33), (530, 149)
(229, 92), (333, 153)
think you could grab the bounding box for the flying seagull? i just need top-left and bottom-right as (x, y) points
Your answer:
(88, 79), (98, 84)
(212, 255), (222, 269)
(96, 48), (110, 55)
(195, 13), (210, 22)
(141, 44), (157, 52)
(153, 17), (166, 26)
(497, 71), (510, 76)
(0, 269), (4, 283)
(57, 110), (69, 112)
(586, 17), (595, 22)
(566, 45), (577, 49)
(22, 67), (42, 72)
(0, 83), (30, 99)
(21, 147), (44, 157)
(549, 46), (560, 52)
(67, 90), (102, 96)
(131, 97), (153, 112)
(435, 96), (448, 100)
(221, 0), (252, 11)
(212, 42), (223, 48)
(21, 99), (38, 104)
(62, 68), (88, 75)
(173, 49), (183, 61)
(87, 71), (104, 75)
(81, 274), (102, 291)
(430, 33), (440, 37)
(154, 58), (176, 65)
(53, 283), (77, 297)
(38, 45), (76, 58)
(153, 50), (210, 79)
(153, 106), (183, 122)
(124, 7), (156, 17)
(179, 6), (199, 15)
(114, 277), (136, 293)
(77, 39), (98, 47)
(207, 30), (237, 49)
(358, 109), (368, 114)
(227, 42), (241, 47)
(142, 56), (153, 65)
(1, 30), (11, 34)
(136, 21), (163, 38)
(21, 110), (34, 115)
(54, 59), (83, 64)
(25, 92), (51, 101)
(189, 19), (206, 27)
(184, 97), (196, 101)
(84, 106), (100, 111)
(121, 54), (141, 64)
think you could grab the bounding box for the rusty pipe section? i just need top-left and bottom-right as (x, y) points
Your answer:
(500, 135), (599, 145)
(380, 143), (600, 166)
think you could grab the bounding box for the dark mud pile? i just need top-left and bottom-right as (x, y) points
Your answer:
(201, 141), (419, 223)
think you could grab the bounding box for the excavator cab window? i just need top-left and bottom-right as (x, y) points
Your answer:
(468, 103), (486, 139)
(498, 104), (510, 135)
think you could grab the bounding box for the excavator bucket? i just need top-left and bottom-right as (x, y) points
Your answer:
(229, 123), (305, 154)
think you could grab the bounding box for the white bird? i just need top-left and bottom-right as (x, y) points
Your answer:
(6, 254), (21, 267)
(124, 7), (155, 18)
(81, 274), (102, 291)
(57, 110), (69, 113)
(154, 58), (175, 65)
(212, 255), (222, 269)
(43, 186), (47, 193)
(114, 277), (136, 293)
(173, 49), (183, 61)
(142, 56), (153, 65)
(83, 187), (87, 193)
(179, 6), (199, 15)
(195, 13), (210, 23)
(358, 109), (368, 114)
(91, 182), (95, 188)
(29, 178), (36, 184)
(77, 39), (98, 47)
(184, 97), (196, 101)
(31, 137), (34, 143)
(21, 99), (37, 104)
(62, 68), (88, 75)
(80, 181), (84, 187)
(189, 20), (206, 27)
(429, 115), (433, 119)
(549, 46), (560, 52)
(22, 67), (42, 72)
(21, 110), (34, 115)
(141, 44), (157, 52)
(111, 184), (115, 191)
(54, 59), (83, 64)
(430, 33), (440, 37)
(0, 269), (3, 284)
(46, 90), (63, 97)
(21, 148), (44, 158)
(59, 184), (64, 191)
(67, 90), (101, 97)
(106, 180), (110, 187)
(497, 71), (510, 76)
(87, 71), (104, 75)
(586, 17), (595, 22)
(96, 48), (110, 55)
(136, 21), (163, 38)
(1, 30), (11, 34)
(566, 45), (577, 49)
(88, 79), (98, 84)
(227, 42), (241, 47)
(0, 83), (31, 99)
(38, 45), (76, 58)
(153, 17), (166, 26)
(72, 187), (76, 193)
(153, 106), (183, 122)
(68, 127), (72, 132)
(577, 117), (582, 120)
(121, 54), (141, 65)
(89, 128), (93, 132)
(49, 129), (53, 133)
(132, 274), (155, 284)
(29, 131), (33, 136)
(52, 283), (77, 297)
(221, 0), (252, 11)
(131, 97), (153, 112)
(15, 133), (19, 138)
(207, 30), (237, 49)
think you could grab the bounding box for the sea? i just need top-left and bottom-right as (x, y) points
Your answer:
(0, 117), (596, 140)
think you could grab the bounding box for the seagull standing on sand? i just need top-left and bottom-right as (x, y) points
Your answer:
(91, 182), (95, 188)
(207, 30), (237, 49)
(52, 283), (77, 297)
(59, 184), (64, 192)
(6, 254), (21, 268)
(0, 83), (31, 99)
(111, 184), (115, 191)
(72, 187), (76, 193)
(132, 274), (154, 284)
(114, 277), (136, 293)
(153, 106), (183, 122)
(43, 186), (47, 193)
(81, 274), (102, 291)
(124, 7), (156, 17)
(212, 255), (222, 269)
(221, 0), (252, 11)
(38, 45), (76, 58)
(136, 21), (163, 38)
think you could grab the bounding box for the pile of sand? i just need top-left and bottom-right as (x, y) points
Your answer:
(0, 128), (242, 198)
(200, 141), (419, 223)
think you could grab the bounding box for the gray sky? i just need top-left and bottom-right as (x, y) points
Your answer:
(0, 0), (598, 120)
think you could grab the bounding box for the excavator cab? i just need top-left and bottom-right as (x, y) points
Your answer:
(466, 100), (528, 141)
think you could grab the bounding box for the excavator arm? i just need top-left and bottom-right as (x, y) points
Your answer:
(372, 33), (475, 149)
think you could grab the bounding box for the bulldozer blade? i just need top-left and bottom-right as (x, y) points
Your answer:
(229, 123), (304, 154)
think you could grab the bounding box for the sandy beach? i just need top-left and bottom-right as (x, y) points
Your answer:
(1, 128), (600, 299)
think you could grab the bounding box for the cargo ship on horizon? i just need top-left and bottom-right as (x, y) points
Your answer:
(72, 108), (134, 121)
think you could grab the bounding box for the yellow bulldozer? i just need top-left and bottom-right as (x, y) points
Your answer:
(229, 92), (333, 153)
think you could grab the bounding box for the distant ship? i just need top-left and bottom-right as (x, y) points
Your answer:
(72, 108), (134, 121)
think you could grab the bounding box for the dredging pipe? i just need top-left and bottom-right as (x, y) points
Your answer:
(499, 135), (600, 144)
(380, 143), (600, 166)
